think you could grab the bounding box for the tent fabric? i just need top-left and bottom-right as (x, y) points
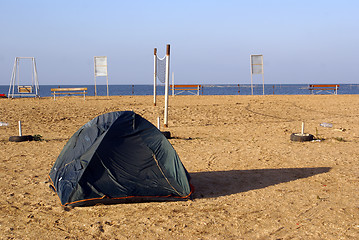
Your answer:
(49, 111), (192, 206)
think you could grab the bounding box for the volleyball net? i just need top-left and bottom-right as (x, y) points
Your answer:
(156, 55), (166, 83)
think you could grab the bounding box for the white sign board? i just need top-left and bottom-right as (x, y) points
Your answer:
(250, 54), (264, 95)
(250, 55), (263, 74)
(94, 56), (108, 77)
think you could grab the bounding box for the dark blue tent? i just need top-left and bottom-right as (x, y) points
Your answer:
(49, 111), (192, 206)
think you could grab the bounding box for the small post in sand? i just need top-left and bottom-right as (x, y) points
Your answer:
(290, 121), (314, 142)
(301, 122), (305, 135)
(18, 121), (22, 136)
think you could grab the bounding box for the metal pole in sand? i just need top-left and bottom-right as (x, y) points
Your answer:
(157, 117), (160, 130)
(301, 122), (305, 135)
(172, 72), (174, 96)
(18, 121), (22, 136)
(106, 71), (109, 98)
(261, 55), (265, 95)
(8, 58), (17, 98)
(153, 48), (157, 106)
(94, 57), (97, 97)
(250, 55), (253, 95)
(164, 44), (170, 128)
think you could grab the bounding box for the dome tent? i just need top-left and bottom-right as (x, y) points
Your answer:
(49, 111), (192, 207)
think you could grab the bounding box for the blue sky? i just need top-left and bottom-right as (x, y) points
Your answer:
(0, 0), (358, 85)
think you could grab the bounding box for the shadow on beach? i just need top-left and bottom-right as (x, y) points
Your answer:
(190, 167), (331, 199)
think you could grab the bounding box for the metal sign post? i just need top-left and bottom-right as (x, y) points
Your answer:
(94, 56), (109, 97)
(250, 54), (264, 95)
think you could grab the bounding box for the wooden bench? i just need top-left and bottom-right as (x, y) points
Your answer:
(51, 88), (87, 100)
(309, 84), (339, 95)
(170, 85), (202, 96)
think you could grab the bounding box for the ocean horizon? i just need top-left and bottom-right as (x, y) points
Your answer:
(1, 84), (359, 97)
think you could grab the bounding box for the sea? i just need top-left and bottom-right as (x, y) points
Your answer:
(1, 84), (359, 97)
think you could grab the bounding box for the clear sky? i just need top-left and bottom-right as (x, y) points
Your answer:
(0, 0), (358, 85)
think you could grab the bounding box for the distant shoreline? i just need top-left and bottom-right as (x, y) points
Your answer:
(1, 84), (359, 97)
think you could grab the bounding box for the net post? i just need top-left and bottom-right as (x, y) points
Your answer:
(262, 55), (265, 95)
(250, 55), (253, 95)
(33, 57), (39, 97)
(94, 57), (97, 96)
(164, 44), (170, 127)
(166, 44), (170, 56)
(172, 72), (174, 96)
(153, 48), (157, 106)
(106, 75), (109, 97)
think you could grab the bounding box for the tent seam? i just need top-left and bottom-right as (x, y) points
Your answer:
(151, 153), (182, 196)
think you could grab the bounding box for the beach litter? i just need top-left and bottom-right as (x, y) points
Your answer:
(334, 128), (346, 132)
(320, 123), (333, 128)
(0, 121), (9, 126)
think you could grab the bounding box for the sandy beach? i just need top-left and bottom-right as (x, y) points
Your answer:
(0, 94), (358, 239)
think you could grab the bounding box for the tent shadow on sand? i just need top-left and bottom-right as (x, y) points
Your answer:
(190, 167), (331, 199)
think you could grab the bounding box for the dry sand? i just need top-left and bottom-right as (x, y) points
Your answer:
(0, 94), (358, 239)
